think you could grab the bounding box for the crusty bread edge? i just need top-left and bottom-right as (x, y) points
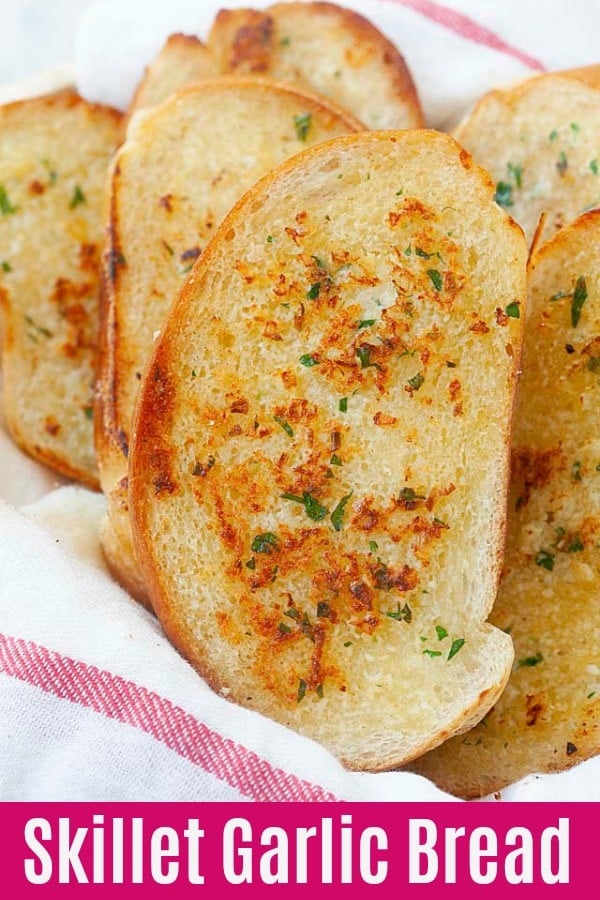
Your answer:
(129, 130), (525, 769)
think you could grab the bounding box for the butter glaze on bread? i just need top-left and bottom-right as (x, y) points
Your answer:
(130, 130), (526, 769)
(95, 78), (362, 601)
(0, 89), (121, 486)
(411, 210), (600, 795)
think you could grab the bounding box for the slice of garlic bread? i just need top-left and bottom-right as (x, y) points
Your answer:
(0, 89), (121, 487)
(129, 33), (217, 117)
(207, 1), (423, 129)
(455, 68), (600, 245)
(96, 78), (362, 601)
(129, 130), (526, 769)
(412, 210), (600, 796)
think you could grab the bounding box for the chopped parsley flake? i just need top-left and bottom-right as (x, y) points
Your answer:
(307, 282), (321, 300)
(556, 151), (568, 175)
(356, 345), (378, 369)
(357, 319), (376, 329)
(245, 558), (256, 570)
(251, 532), (279, 554)
(571, 276), (587, 327)
(407, 372), (425, 391)
(567, 534), (584, 553)
(42, 159), (58, 183)
(69, 184), (86, 209)
(299, 353), (319, 367)
(494, 181), (513, 208)
(266, 234), (273, 242)
(386, 602), (412, 623)
(331, 491), (353, 531)
(591, 159), (599, 175)
(549, 129), (559, 141)
(448, 637), (466, 660)
(423, 649), (442, 658)
(517, 652), (543, 668)
(278, 622), (292, 635)
(274, 415), (293, 437)
(427, 269), (443, 291)
(330, 453), (343, 466)
(505, 301), (520, 318)
(293, 113), (312, 141)
(369, 540), (378, 552)
(550, 290), (571, 302)
(297, 679), (307, 702)
(507, 162), (523, 188)
(572, 460), (583, 482)
(435, 625), (448, 641)
(282, 490), (329, 521)
(316, 602), (331, 618)
(1, 260), (12, 272)
(0, 185), (18, 215)
(415, 246), (431, 259)
(398, 487), (425, 504)
(535, 549), (555, 571)
(83, 406), (94, 420)
(587, 356), (600, 373)
(339, 397), (348, 412)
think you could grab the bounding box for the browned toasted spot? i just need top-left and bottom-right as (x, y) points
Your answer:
(470, 319), (490, 334)
(44, 416), (61, 436)
(28, 179), (45, 195)
(159, 193), (174, 212)
(374, 411), (398, 427)
(512, 446), (566, 508)
(525, 693), (546, 727)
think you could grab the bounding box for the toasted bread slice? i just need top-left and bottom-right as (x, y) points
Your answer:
(455, 68), (600, 245)
(0, 89), (121, 487)
(129, 130), (526, 769)
(411, 210), (600, 797)
(96, 78), (362, 601)
(207, 1), (423, 129)
(128, 33), (217, 117)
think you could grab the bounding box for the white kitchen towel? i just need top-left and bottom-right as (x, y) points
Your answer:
(2, 0), (600, 802)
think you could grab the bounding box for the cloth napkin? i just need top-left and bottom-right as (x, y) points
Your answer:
(2, 0), (600, 802)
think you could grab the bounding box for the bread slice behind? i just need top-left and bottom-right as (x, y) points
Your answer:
(207, 1), (423, 129)
(411, 210), (600, 796)
(96, 77), (363, 601)
(455, 68), (600, 245)
(128, 33), (217, 118)
(0, 89), (121, 486)
(129, 130), (526, 769)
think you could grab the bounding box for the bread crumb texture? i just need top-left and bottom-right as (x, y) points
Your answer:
(130, 130), (526, 770)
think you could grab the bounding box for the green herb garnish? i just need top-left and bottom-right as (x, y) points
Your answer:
(0, 185), (18, 215)
(331, 491), (353, 532)
(435, 625), (448, 641)
(591, 159), (599, 175)
(567, 535), (584, 553)
(571, 276), (587, 327)
(307, 282), (321, 300)
(427, 269), (443, 291)
(293, 113), (312, 141)
(507, 162), (523, 188)
(330, 453), (343, 466)
(517, 652), (543, 668)
(386, 603), (412, 623)
(282, 491), (329, 521)
(505, 301), (520, 318)
(407, 373), (425, 391)
(299, 353), (319, 367)
(556, 151), (568, 175)
(356, 345), (378, 369)
(535, 550), (555, 571)
(69, 184), (86, 209)
(357, 319), (376, 329)
(587, 356), (600, 373)
(1, 260), (12, 272)
(274, 415), (294, 437)
(251, 532), (280, 554)
(297, 679), (307, 702)
(494, 181), (513, 208)
(339, 397), (348, 413)
(448, 637), (466, 660)
(423, 649), (442, 658)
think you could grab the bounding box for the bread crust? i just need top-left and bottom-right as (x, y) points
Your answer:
(95, 77), (363, 601)
(130, 130), (526, 769)
(0, 88), (121, 487)
(411, 209), (600, 796)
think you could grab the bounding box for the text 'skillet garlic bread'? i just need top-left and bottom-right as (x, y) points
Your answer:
(455, 67), (600, 245)
(411, 210), (600, 796)
(0, 89), (121, 486)
(95, 79), (363, 602)
(129, 131), (527, 769)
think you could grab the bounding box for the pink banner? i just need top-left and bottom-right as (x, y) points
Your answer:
(0, 803), (590, 897)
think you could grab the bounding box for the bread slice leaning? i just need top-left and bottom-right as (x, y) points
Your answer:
(0, 89), (121, 487)
(411, 209), (600, 796)
(455, 67), (600, 245)
(128, 33), (217, 118)
(207, 1), (423, 129)
(96, 78), (363, 602)
(129, 130), (527, 769)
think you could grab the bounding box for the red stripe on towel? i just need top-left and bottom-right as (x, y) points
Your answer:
(388, 0), (546, 71)
(0, 632), (337, 802)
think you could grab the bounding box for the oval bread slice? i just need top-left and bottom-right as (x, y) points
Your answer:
(207, 1), (423, 129)
(0, 89), (121, 486)
(96, 78), (363, 601)
(129, 130), (526, 769)
(411, 210), (600, 796)
(455, 68), (600, 245)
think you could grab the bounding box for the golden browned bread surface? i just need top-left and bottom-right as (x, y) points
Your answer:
(207, 2), (422, 129)
(0, 89), (121, 486)
(96, 78), (362, 601)
(455, 68), (600, 245)
(129, 33), (217, 117)
(411, 210), (600, 796)
(129, 130), (527, 769)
